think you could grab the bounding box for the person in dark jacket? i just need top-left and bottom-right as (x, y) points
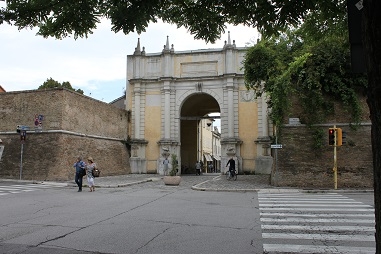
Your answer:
(226, 157), (236, 177)
(73, 156), (86, 192)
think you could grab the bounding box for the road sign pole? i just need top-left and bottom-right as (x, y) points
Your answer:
(275, 125), (278, 186)
(334, 144), (337, 189)
(333, 125), (338, 189)
(20, 143), (23, 180)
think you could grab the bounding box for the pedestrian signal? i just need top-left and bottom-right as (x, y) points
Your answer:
(342, 131), (347, 145)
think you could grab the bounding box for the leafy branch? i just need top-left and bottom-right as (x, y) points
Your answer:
(244, 15), (367, 147)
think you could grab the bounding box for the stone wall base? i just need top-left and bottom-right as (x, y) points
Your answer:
(130, 157), (147, 174)
(255, 156), (273, 175)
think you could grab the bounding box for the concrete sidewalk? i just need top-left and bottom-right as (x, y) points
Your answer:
(62, 173), (304, 193)
(3, 173), (372, 193)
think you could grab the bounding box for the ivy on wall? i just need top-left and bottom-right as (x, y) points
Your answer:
(243, 16), (367, 148)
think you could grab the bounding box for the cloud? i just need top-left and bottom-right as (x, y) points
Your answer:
(1, 17), (258, 101)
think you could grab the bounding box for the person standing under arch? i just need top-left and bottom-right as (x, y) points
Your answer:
(226, 157), (236, 177)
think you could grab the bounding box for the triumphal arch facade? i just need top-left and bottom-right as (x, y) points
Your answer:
(126, 33), (273, 175)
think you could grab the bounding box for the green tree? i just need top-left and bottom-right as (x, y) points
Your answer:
(38, 78), (84, 94)
(0, 1), (344, 43)
(244, 25), (367, 130)
(2, 0), (381, 250)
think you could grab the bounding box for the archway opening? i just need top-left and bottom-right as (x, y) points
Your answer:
(180, 93), (220, 174)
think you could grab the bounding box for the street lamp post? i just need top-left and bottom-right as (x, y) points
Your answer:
(207, 120), (214, 173)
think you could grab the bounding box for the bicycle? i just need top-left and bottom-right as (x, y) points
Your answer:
(225, 169), (237, 181)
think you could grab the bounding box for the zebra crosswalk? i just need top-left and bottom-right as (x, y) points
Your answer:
(258, 192), (375, 254)
(0, 183), (64, 196)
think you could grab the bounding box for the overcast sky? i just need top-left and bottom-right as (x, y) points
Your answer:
(1, 4), (259, 103)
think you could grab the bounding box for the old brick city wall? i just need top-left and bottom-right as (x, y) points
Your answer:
(273, 97), (373, 189)
(0, 88), (130, 181)
(274, 125), (372, 189)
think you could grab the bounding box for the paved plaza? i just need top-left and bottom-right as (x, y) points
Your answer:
(65, 173), (275, 191)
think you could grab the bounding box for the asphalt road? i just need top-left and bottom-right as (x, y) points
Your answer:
(0, 180), (375, 254)
(0, 181), (263, 254)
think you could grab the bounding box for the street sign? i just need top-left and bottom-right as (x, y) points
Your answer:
(271, 144), (283, 149)
(34, 114), (44, 131)
(17, 125), (30, 131)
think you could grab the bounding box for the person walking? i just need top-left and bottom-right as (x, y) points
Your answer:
(73, 156), (86, 192)
(195, 161), (201, 175)
(163, 157), (169, 175)
(86, 157), (97, 192)
(208, 163), (214, 173)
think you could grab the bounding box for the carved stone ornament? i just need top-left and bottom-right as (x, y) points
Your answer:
(226, 146), (236, 156)
(240, 90), (255, 102)
(131, 145), (138, 157)
(196, 82), (203, 92)
(227, 146), (235, 153)
(162, 146), (170, 158)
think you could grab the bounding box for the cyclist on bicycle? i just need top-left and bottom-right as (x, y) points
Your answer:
(226, 157), (236, 177)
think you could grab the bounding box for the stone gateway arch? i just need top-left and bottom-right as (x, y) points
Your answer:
(126, 33), (273, 175)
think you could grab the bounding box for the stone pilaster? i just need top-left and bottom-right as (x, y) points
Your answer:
(254, 94), (273, 174)
(129, 138), (148, 174)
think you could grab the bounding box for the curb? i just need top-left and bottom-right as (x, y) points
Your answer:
(190, 175), (299, 193)
(301, 189), (374, 193)
(191, 186), (259, 192)
(191, 187), (373, 193)
(98, 178), (154, 188)
(39, 181), (69, 187)
(0, 179), (37, 183)
(66, 177), (161, 188)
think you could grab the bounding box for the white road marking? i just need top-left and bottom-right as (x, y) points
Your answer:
(263, 244), (375, 254)
(259, 192), (376, 253)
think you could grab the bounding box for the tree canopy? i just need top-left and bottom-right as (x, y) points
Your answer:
(0, 0), (344, 43)
(243, 14), (367, 130)
(38, 78), (84, 94)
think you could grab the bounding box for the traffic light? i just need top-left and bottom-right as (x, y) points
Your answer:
(328, 128), (346, 146)
(20, 131), (26, 141)
(328, 128), (336, 146)
(337, 128), (343, 146)
(342, 131), (347, 145)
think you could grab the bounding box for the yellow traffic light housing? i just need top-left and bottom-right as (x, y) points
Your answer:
(328, 127), (345, 146)
(328, 128), (336, 146)
(336, 128), (343, 146)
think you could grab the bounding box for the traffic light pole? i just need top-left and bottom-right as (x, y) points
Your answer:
(17, 125), (29, 180)
(20, 142), (24, 180)
(333, 125), (337, 189)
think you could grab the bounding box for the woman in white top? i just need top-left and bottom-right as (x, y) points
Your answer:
(86, 157), (97, 192)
